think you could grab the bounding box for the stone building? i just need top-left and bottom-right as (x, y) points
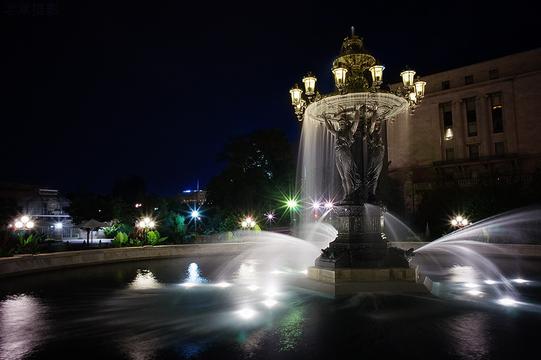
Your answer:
(387, 48), (541, 214)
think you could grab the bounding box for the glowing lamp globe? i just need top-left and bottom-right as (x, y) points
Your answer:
(15, 221), (23, 229)
(332, 65), (348, 89)
(414, 80), (427, 99)
(289, 84), (303, 106)
(302, 73), (317, 96)
(400, 69), (416, 87)
(369, 65), (385, 83)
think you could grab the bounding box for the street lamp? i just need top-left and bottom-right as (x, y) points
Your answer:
(241, 216), (257, 230)
(332, 64), (348, 92)
(136, 216), (156, 230)
(13, 215), (35, 231)
(450, 215), (469, 228)
(189, 208), (201, 234)
(369, 64), (385, 88)
(302, 72), (317, 96)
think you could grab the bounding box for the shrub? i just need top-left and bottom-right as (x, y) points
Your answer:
(112, 231), (129, 247)
(146, 230), (167, 246)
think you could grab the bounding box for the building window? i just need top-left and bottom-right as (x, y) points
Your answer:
(495, 142), (505, 156)
(465, 75), (474, 85)
(445, 147), (455, 161)
(441, 102), (453, 140)
(468, 144), (480, 160)
(442, 80), (450, 90)
(465, 97), (477, 136)
(489, 69), (499, 80)
(490, 93), (504, 133)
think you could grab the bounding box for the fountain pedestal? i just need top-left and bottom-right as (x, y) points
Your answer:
(307, 204), (425, 295)
(315, 205), (387, 269)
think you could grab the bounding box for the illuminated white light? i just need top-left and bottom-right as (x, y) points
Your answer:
(271, 270), (284, 275)
(247, 285), (259, 291)
(484, 280), (497, 285)
(20, 216), (30, 224)
(464, 283), (479, 288)
(191, 210), (200, 218)
(241, 221), (248, 228)
(214, 282), (232, 288)
(456, 216), (463, 222)
(26, 221), (34, 229)
(497, 297), (518, 307)
(262, 299), (278, 308)
(237, 307), (257, 320)
(181, 282), (197, 288)
(466, 290), (483, 297)
(512, 278), (529, 284)
(324, 201), (334, 209)
(461, 219), (469, 226)
(14, 221), (23, 229)
(266, 213), (274, 220)
(311, 201), (320, 210)
(300, 269), (308, 275)
(264, 288), (279, 297)
(451, 219), (458, 226)
(54, 222), (63, 230)
(130, 270), (161, 290)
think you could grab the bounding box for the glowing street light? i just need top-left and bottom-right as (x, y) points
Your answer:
(241, 216), (257, 230)
(265, 212), (275, 222)
(189, 206), (202, 234)
(12, 215), (35, 231)
(136, 216), (156, 230)
(286, 198), (299, 211)
(324, 201), (334, 210)
(450, 215), (469, 228)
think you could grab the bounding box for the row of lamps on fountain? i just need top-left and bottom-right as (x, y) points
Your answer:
(289, 31), (427, 121)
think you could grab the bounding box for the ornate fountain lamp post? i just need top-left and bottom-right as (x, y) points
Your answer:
(289, 28), (427, 273)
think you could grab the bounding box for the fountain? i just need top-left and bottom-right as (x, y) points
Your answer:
(290, 31), (426, 293)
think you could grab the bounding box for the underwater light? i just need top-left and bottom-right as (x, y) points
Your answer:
(214, 282), (232, 288)
(237, 308), (257, 320)
(262, 299), (278, 308)
(512, 278), (529, 284)
(497, 297), (518, 307)
(466, 290), (483, 297)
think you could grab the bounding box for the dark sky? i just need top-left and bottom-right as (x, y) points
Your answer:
(2, 0), (540, 195)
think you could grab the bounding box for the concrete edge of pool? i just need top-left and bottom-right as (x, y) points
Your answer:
(2, 241), (541, 279)
(0, 242), (255, 278)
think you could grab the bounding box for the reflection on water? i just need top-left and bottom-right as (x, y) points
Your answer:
(0, 294), (48, 360)
(0, 257), (539, 359)
(447, 313), (490, 360)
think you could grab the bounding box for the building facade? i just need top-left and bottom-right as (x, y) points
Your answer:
(0, 183), (77, 239)
(387, 48), (541, 214)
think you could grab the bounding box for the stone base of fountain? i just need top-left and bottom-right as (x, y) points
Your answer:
(307, 204), (426, 295)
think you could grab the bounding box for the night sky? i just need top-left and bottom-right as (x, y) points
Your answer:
(2, 1), (540, 195)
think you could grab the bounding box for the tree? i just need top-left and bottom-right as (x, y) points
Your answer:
(206, 129), (295, 216)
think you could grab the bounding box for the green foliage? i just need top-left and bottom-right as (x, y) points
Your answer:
(206, 129), (295, 216)
(103, 223), (120, 238)
(112, 231), (129, 247)
(16, 233), (41, 254)
(146, 230), (167, 246)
